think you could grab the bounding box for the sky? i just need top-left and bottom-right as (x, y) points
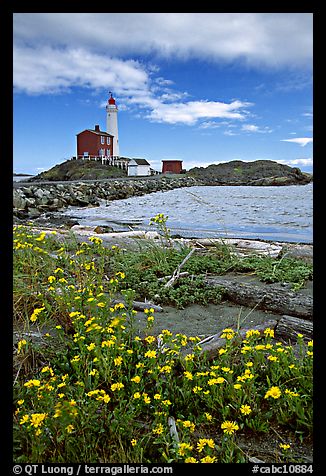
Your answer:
(13, 13), (313, 175)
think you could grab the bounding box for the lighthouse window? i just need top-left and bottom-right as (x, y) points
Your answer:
(107, 136), (110, 145)
(100, 136), (105, 144)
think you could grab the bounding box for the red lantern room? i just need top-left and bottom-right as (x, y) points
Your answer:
(108, 92), (116, 105)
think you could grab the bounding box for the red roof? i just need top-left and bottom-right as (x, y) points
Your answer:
(108, 93), (116, 105)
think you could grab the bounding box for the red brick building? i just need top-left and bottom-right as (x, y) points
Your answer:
(162, 160), (183, 174)
(76, 125), (113, 159)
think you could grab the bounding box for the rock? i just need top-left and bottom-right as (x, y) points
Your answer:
(13, 193), (27, 210)
(27, 207), (42, 218)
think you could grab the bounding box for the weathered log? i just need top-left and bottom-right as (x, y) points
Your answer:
(205, 276), (312, 320)
(275, 315), (313, 342)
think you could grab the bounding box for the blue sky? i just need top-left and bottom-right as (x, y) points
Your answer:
(13, 13), (313, 175)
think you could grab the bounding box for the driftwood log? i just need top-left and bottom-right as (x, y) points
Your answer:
(205, 276), (313, 320)
(275, 315), (313, 341)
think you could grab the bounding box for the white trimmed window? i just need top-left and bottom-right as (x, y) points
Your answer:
(107, 136), (110, 145)
(101, 136), (105, 144)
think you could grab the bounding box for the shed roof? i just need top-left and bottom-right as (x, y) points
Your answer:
(129, 158), (150, 166)
(77, 129), (113, 137)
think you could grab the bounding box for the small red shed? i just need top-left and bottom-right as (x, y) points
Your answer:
(162, 160), (183, 174)
(76, 125), (114, 159)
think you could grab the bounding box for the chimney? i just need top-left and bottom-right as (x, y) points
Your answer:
(95, 125), (100, 132)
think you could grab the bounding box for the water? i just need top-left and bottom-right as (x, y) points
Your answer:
(13, 175), (35, 182)
(61, 183), (313, 243)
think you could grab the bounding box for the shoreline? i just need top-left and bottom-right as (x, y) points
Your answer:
(13, 178), (312, 246)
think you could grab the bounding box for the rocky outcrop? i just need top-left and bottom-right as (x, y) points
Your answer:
(27, 159), (127, 181)
(188, 160), (312, 186)
(13, 176), (200, 219)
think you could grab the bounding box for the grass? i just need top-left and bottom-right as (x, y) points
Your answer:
(13, 217), (313, 463)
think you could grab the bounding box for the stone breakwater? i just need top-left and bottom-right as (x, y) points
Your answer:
(13, 176), (201, 219)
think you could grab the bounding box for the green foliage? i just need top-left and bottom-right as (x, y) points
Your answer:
(235, 255), (313, 289)
(13, 220), (313, 463)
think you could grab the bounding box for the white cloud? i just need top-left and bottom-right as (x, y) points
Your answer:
(281, 138), (313, 147)
(14, 13), (312, 69)
(147, 100), (252, 125)
(14, 43), (253, 127)
(276, 158), (313, 168)
(241, 124), (273, 133)
(13, 44), (149, 95)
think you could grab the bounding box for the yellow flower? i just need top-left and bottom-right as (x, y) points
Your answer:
(35, 232), (46, 241)
(178, 442), (193, 456)
(19, 414), (30, 425)
(246, 329), (261, 338)
(240, 404), (252, 415)
(208, 377), (225, 385)
(221, 328), (235, 339)
(131, 439), (137, 447)
(197, 438), (215, 452)
(111, 382), (124, 391)
(285, 389), (300, 397)
(234, 383), (242, 390)
(66, 424), (74, 433)
(145, 335), (156, 344)
(29, 413), (47, 428)
(200, 455), (217, 463)
(264, 328), (275, 338)
(87, 343), (96, 351)
(182, 420), (195, 432)
(162, 399), (172, 407)
(48, 276), (56, 283)
(17, 339), (27, 354)
(268, 355), (278, 362)
(144, 350), (157, 358)
(279, 443), (291, 450)
(152, 423), (164, 435)
(143, 394), (151, 404)
(30, 306), (45, 322)
(133, 392), (141, 399)
(264, 386), (282, 399)
(24, 379), (41, 388)
(192, 386), (202, 394)
(131, 376), (141, 383)
(184, 371), (193, 380)
(205, 412), (213, 421)
(184, 457), (197, 463)
(221, 420), (239, 435)
(114, 356), (123, 366)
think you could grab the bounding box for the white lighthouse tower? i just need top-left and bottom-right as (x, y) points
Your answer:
(106, 92), (120, 157)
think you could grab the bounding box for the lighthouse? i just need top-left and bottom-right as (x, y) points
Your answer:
(106, 92), (120, 157)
